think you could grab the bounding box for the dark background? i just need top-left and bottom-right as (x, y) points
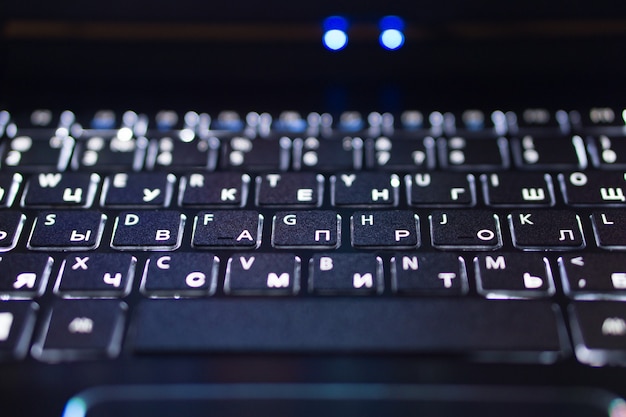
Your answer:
(2, 0), (626, 112)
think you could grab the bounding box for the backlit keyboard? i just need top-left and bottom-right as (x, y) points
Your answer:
(1, 107), (626, 367)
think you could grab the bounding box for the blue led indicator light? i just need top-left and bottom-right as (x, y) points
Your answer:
(323, 16), (349, 51)
(379, 16), (405, 50)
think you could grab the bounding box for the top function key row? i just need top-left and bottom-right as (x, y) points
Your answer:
(1, 108), (625, 139)
(2, 133), (626, 173)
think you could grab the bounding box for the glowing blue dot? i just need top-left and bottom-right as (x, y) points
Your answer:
(323, 29), (348, 51)
(380, 29), (405, 50)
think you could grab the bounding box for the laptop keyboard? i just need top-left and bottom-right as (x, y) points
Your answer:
(1, 107), (625, 366)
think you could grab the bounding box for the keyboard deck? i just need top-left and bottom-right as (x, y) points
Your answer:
(1, 107), (626, 369)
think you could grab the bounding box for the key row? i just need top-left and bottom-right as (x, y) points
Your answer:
(2, 209), (625, 251)
(2, 252), (626, 300)
(3, 108), (625, 138)
(4, 133), (626, 173)
(4, 295), (623, 365)
(2, 171), (626, 208)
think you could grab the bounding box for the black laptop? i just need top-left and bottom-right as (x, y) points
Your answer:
(2, 1), (626, 416)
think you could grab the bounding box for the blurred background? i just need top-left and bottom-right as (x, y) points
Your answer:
(2, 0), (626, 111)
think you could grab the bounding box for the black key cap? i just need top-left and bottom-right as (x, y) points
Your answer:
(511, 108), (569, 134)
(309, 254), (383, 295)
(482, 172), (555, 207)
(351, 211), (419, 248)
(147, 136), (219, 171)
(588, 135), (626, 169)
(0, 173), (22, 207)
(225, 253), (300, 295)
(141, 253), (218, 297)
(576, 107), (625, 131)
(22, 172), (100, 207)
(560, 171), (626, 206)
(406, 173), (476, 207)
(559, 254), (626, 297)
(272, 211), (340, 248)
(512, 135), (587, 169)
(192, 211), (262, 248)
(222, 136), (291, 170)
(364, 136), (435, 170)
(474, 254), (554, 298)
(430, 210), (502, 250)
(438, 137), (509, 170)
(32, 300), (126, 361)
(391, 253), (467, 295)
(28, 211), (106, 250)
(0, 301), (38, 359)
(55, 254), (136, 297)
(102, 173), (176, 207)
(179, 172), (250, 207)
(331, 173), (399, 206)
(111, 211), (185, 250)
(71, 135), (148, 171)
(509, 210), (585, 250)
(294, 136), (362, 171)
(569, 301), (626, 366)
(0, 211), (25, 251)
(591, 210), (626, 249)
(132, 298), (564, 361)
(3, 135), (74, 172)
(0, 254), (53, 298)
(256, 173), (324, 207)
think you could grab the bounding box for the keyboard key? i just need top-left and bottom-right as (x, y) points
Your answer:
(0, 173), (22, 207)
(509, 210), (585, 250)
(32, 300), (126, 361)
(141, 253), (218, 298)
(0, 301), (38, 359)
(438, 137), (509, 170)
(0, 211), (25, 251)
(429, 210), (502, 250)
(474, 254), (555, 298)
(588, 135), (626, 169)
(2, 135), (74, 172)
(309, 254), (383, 295)
(132, 298), (564, 362)
(512, 135), (587, 169)
(225, 253), (300, 295)
(364, 136), (435, 170)
(331, 173), (399, 206)
(28, 211), (106, 251)
(560, 171), (626, 206)
(0, 254), (53, 298)
(22, 172), (100, 207)
(391, 253), (467, 295)
(192, 211), (262, 249)
(179, 172), (250, 207)
(55, 254), (136, 298)
(569, 301), (626, 366)
(272, 211), (340, 248)
(351, 211), (419, 248)
(256, 173), (324, 207)
(511, 108), (569, 134)
(575, 107), (625, 130)
(111, 211), (185, 250)
(102, 173), (176, 207)
(559, 254), (626, 298)
(147, 136), (219, 171)
(406, 173), (476, 207)
(293, 136), (362, 171)
(591, 210), (626, 249)
(222, 136), (291, 170)
(481, 172), (555, 207)
(71, 135), (148, 171)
